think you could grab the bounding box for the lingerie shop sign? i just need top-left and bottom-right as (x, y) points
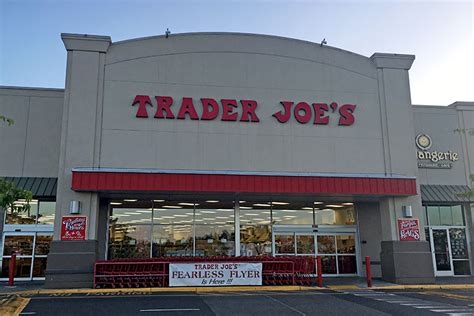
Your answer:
(131, 95), (357, 126)
(60, 216), (87, 241)
(398, 219), (420, 241)
(169, 262), (262, 287)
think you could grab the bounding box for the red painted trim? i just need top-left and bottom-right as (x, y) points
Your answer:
(71, 171), (417, 196)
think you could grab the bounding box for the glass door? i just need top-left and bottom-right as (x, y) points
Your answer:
(1, 233), (35, 280)
(272, 229), (358, 276)
(429, 228), (454, 276)
(0, 232), (53, 280)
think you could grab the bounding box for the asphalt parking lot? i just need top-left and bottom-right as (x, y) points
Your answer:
(8, 288), (474, 316)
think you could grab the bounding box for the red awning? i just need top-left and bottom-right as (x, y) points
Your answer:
(71, 169), (417, 196)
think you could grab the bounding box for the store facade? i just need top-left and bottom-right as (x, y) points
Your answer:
(0, 33), (472, 288)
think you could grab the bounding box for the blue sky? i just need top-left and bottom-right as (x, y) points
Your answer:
(0, 0), (472, 105)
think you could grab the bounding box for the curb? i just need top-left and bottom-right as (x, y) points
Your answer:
(372, 284), (474, 290)
(2, 284), (474, 297)
(0, 285), (320, 296)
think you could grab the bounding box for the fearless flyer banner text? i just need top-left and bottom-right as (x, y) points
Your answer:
(398, 219), (420, 241)
(60, 216), (87, 240)
(169, 262), (262, 287)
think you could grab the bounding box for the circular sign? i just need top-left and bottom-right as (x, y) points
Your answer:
(416, 134), (432, 151)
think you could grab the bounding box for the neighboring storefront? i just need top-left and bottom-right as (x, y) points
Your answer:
(0, 32), (472, 288)
(0, 178), (57, 281)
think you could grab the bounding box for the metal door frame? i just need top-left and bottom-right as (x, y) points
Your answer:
(429, 227), (454, 276)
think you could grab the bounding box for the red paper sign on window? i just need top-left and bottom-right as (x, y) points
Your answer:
(397, 219), (420, 241)
(61, 216), (87, 240)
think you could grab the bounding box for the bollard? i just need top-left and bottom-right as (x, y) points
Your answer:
(8, 252), (17, 286)
(317, 256), (323, 287)
(365, 256), (372, 288)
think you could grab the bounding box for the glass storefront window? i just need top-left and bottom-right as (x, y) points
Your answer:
(1, 258), (32, 278)
(453, 260), (471, 275)
(152, 225), (193, 257)
(271, 201), (313, 225)
(240, 205), (271, 256)
(427, 206), (441, 226)
(3, 235), (34, 256)
(296, 235), (314, 254)
(37, 202), (55, 225)
(315, 207), (355, 225)
(451, 206), (464, 226)
(336, 235), (356, 254)
(240, 225), (272, 256)
(195, 225), (234, 256)
(32, 257), (48, 278)
(321, 256), (337, 274)
(426, 205), (465, 227)
(5, 202), (38, 225)
(106, 199), (358, 262)
(154, 202), (194, 225)
(275, 234), (295, 254)
(317, 235), (336, 254)
(112, 208), (152, 225)
(439, 206), (453, 226)
(5, 200), (55, 225)
(449, 228), (469, 260)
(108, 224), (152, 259)
(338, 256), (357, 274)
(34, 235), (52, 255)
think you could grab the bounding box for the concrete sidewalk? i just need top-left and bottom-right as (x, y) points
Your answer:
(1, 277), (473, 296)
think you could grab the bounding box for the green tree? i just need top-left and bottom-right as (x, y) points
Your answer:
(0, 115), (14, 126)
(0, 178), (33, 217)
(455, 128), (474, 198)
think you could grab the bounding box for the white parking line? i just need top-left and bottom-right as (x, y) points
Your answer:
(430, 309), (474, 313)
(140, 309), (201, 312)
(414, 306), (453, 309)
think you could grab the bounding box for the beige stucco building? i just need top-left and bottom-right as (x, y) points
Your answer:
(0, 33), (473, 288)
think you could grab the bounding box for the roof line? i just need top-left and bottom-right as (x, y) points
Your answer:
(72, 167), (416, 179)
(111, 32), (371, 61)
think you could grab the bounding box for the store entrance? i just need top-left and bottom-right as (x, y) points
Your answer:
(272, 225), (358, 276)
(428, 227), (471, 276)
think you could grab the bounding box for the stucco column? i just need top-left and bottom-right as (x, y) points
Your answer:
(46, 34), (111, 288)
(371, 53), (434, 284)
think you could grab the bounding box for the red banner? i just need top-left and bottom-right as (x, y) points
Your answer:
(61, 216), (87, 240)
(397, 219), (420, 241)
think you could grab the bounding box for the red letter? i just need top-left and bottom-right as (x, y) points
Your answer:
(177, 97), (199, 120)
(221, 99), (238, 121)
(338, 104), (356, 126)
(294, 102), (312, 124)
(132, 95), (152, 118)
(154, 96), (175, 119)
(272, 101), (293, 123)
(240, 100), (260, 122)
(201, 98), (219, 120)
(313, 103), (329, 125)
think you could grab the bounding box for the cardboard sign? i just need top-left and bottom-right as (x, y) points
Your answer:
(61, 216), (87, 240)
(169, 262), (262, 287)
(398, 219), (420, 241)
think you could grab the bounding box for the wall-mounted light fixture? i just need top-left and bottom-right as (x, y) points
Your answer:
(402, 205), (413, 218)
(69, 200), (81, 214)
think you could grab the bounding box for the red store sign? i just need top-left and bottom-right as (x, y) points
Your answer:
(61, 216), (87, 241)
(397, 219), (420, 241)
(132, 95), (357, 126)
